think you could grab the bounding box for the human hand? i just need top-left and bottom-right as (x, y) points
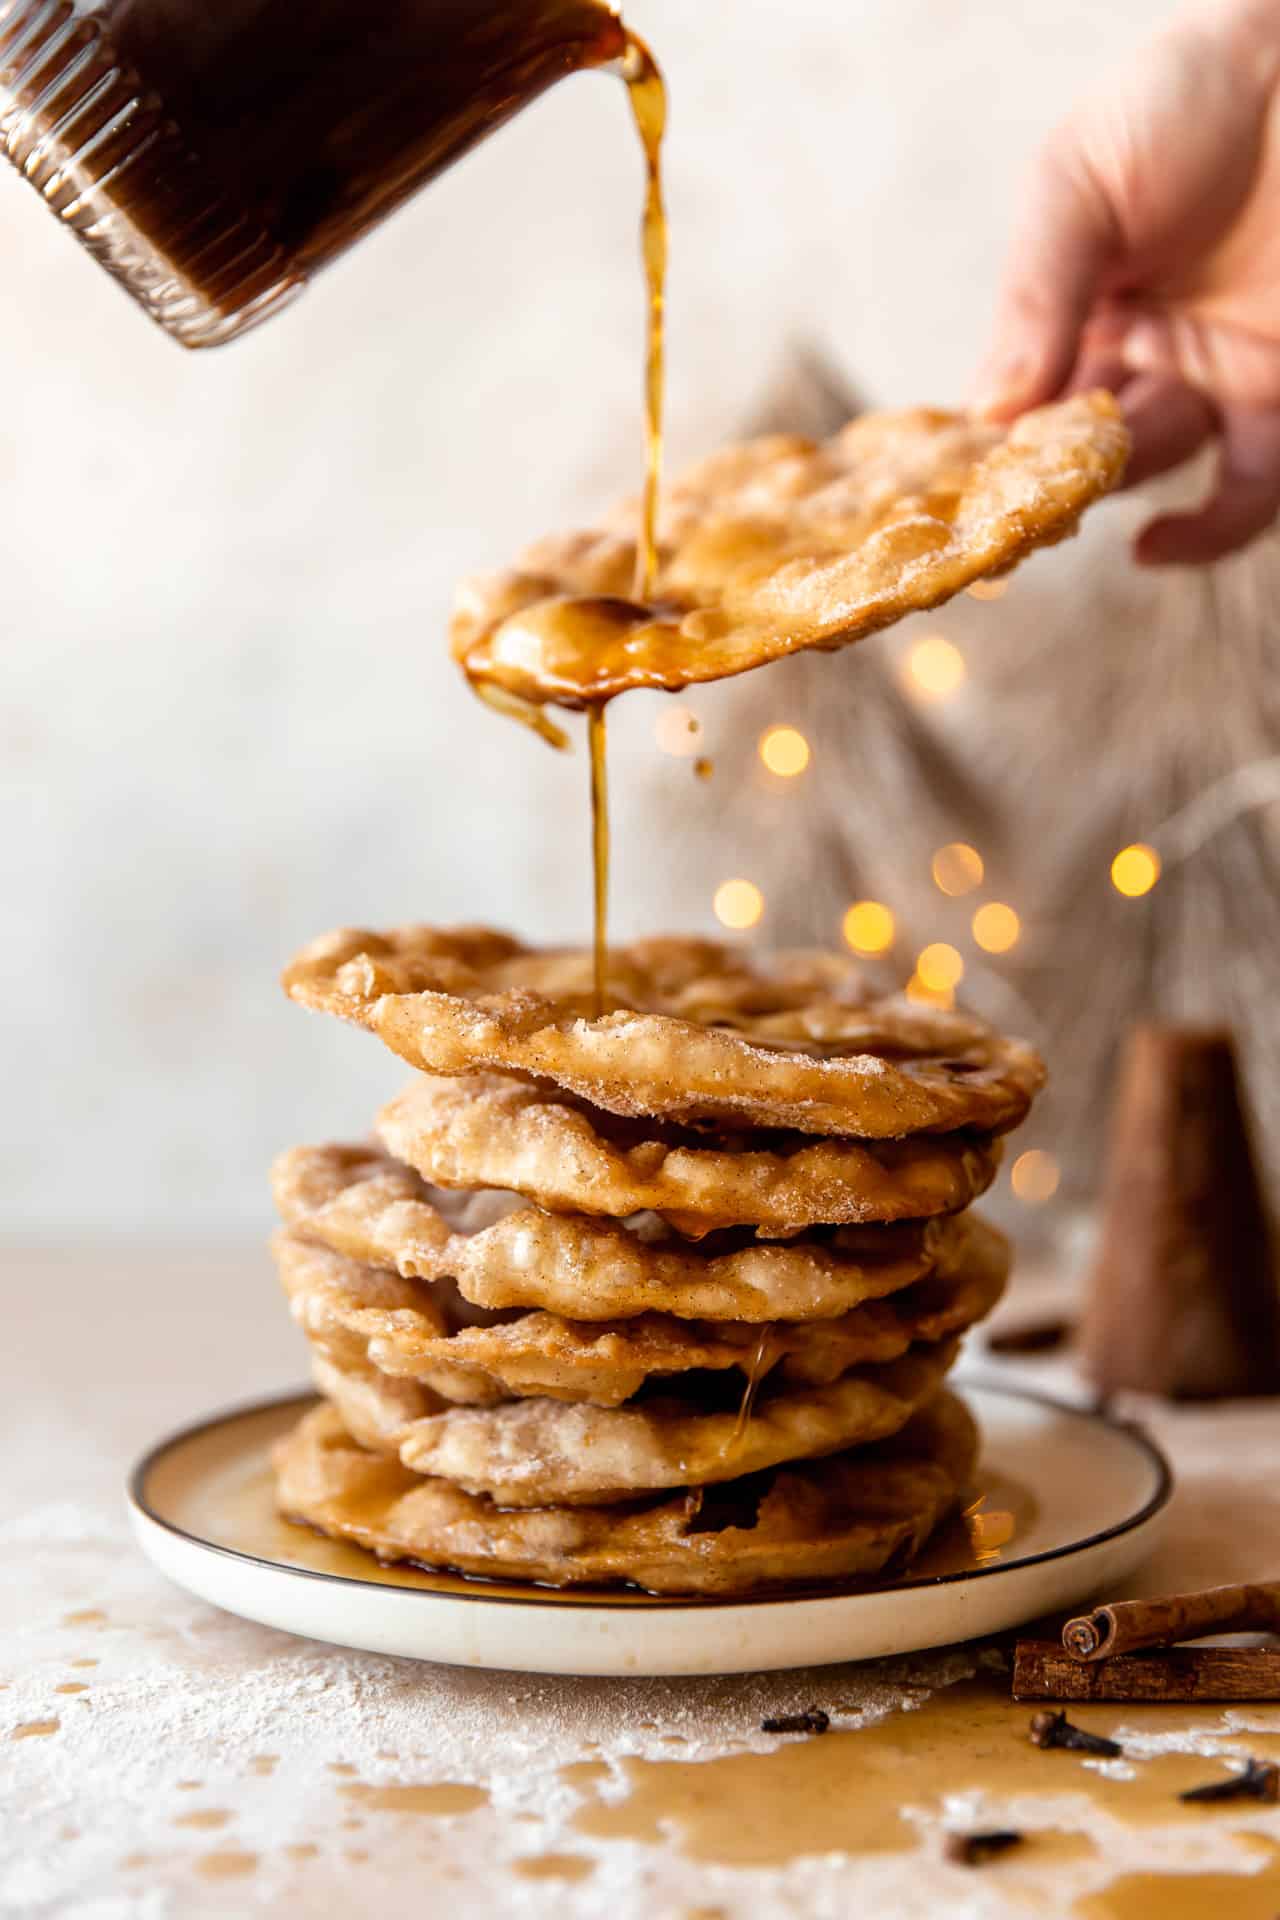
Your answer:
(976, 0), (1280, 563)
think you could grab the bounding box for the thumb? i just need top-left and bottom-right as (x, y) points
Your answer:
(974, 128), (1119, 418)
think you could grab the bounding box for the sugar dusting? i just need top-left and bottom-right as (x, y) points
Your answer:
(1, 1493), (995, 1916)
(6, 1369), (1280, 1917)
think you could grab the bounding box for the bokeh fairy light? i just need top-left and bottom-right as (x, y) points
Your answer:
(931, 842), (984, 896)
(1110, 843), (1161, 896)
(972, 902), (1021, 953)
(901, 634), (966, 701)
(842, 900), (895, 955)
(1010, 1149), (1061, 1204)
(758, 724), (811, 777)
(915, 942), (964, 992)
(713, 878), (764, 929)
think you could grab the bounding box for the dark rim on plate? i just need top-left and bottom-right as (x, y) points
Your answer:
(126, 1380), (1173, 1611)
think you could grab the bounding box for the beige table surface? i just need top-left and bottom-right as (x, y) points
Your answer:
(4, 1242), (1280, 1918)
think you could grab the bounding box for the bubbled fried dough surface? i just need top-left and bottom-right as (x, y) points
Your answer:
(283, 928), (1044, 1138)
(273, 1391), (978, 1594)
(272, 1230), (508, 1408)
(309, 1349), (443, 1439)
(372, 1077), (1003, 1240)
(274, 1216), (1007, 1407)
(276, 1133), (989, 1319)
(318, 1338), (959, 1505)
(450, 393), (1128, 707)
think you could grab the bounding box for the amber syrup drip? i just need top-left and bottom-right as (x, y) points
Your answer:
(724, 1326), (776, 1462)
(586, 28), (667, 1016)
(625, 30), (667, 603)
(587, 704), (611, 1013)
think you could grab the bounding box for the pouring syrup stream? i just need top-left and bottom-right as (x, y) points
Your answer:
(587, 29), (667, 1014)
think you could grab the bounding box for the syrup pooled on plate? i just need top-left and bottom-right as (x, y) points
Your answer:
(145, 1397), (1037, 1605)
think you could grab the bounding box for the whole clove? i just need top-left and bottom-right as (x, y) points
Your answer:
(1179, 1757), (1279, 1805)
(760, 1706), (829, 1736)
(943, 1829), (1024, 1866)
(1029, 1708), (1122, 1757)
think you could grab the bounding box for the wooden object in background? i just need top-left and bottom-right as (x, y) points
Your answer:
(1080, 1024), (1280, 1398)
(1013, 1640), (1280, 1702)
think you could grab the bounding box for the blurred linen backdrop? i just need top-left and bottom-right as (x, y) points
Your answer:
(0, 0), (1242, 1248)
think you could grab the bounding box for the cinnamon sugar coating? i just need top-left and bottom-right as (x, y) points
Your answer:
(451, 393), (1128, 709)
(273, 1391), (978, 1594)
(283, 929), (1044, 1139)
(275, 1133), (992, 1316)
(373, 1077), (1003, 1238)
(314, 1338), (958, 1505)
(274, 1213), (1007, 1407)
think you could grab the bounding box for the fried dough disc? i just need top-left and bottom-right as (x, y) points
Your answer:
(273, 1229), (504, 1408)
(450, 393), (1127, 708)
(273, 1391), (978, 1594)
(316, 1339), (958, 1505)
(274, 1137), (986, 1320)
(310, 1348), (440, 1436)
(283, 927), (1044, 1138)
(373, 1076), (1004, 1236)
(276, 1216), (1006, 1408)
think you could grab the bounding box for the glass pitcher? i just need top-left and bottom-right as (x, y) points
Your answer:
(0, 1), (630, 346)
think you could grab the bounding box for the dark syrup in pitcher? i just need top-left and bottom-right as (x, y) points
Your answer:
(0, 0), (635, 343)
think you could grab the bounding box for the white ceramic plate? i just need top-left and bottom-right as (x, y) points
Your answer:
(128, 1381), (1171, 1677)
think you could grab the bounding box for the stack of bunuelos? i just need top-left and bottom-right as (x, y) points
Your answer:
(265, 395), (1128, 1594)
(270, 927), (1044, 1594)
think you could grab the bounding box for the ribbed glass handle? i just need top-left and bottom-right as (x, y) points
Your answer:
(0, 0), (300, 346)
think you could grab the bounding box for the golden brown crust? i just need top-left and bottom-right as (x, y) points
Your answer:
(315, 1338), (959, 1505)
(276, 1132), (991, 1319)
(274, 1213), (1007, 1406)
(450, 394), (1129, 707)
(372, 1077), (1004, 1238)
(272, 1391), (979, 1594)
(309, 1349), (444, 1437)
(282, 929), (1045, 1139)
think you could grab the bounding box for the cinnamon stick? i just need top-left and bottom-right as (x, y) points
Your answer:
(1062, 1583), (1280, 1661)
(1013, 1640), (1280, 1703)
